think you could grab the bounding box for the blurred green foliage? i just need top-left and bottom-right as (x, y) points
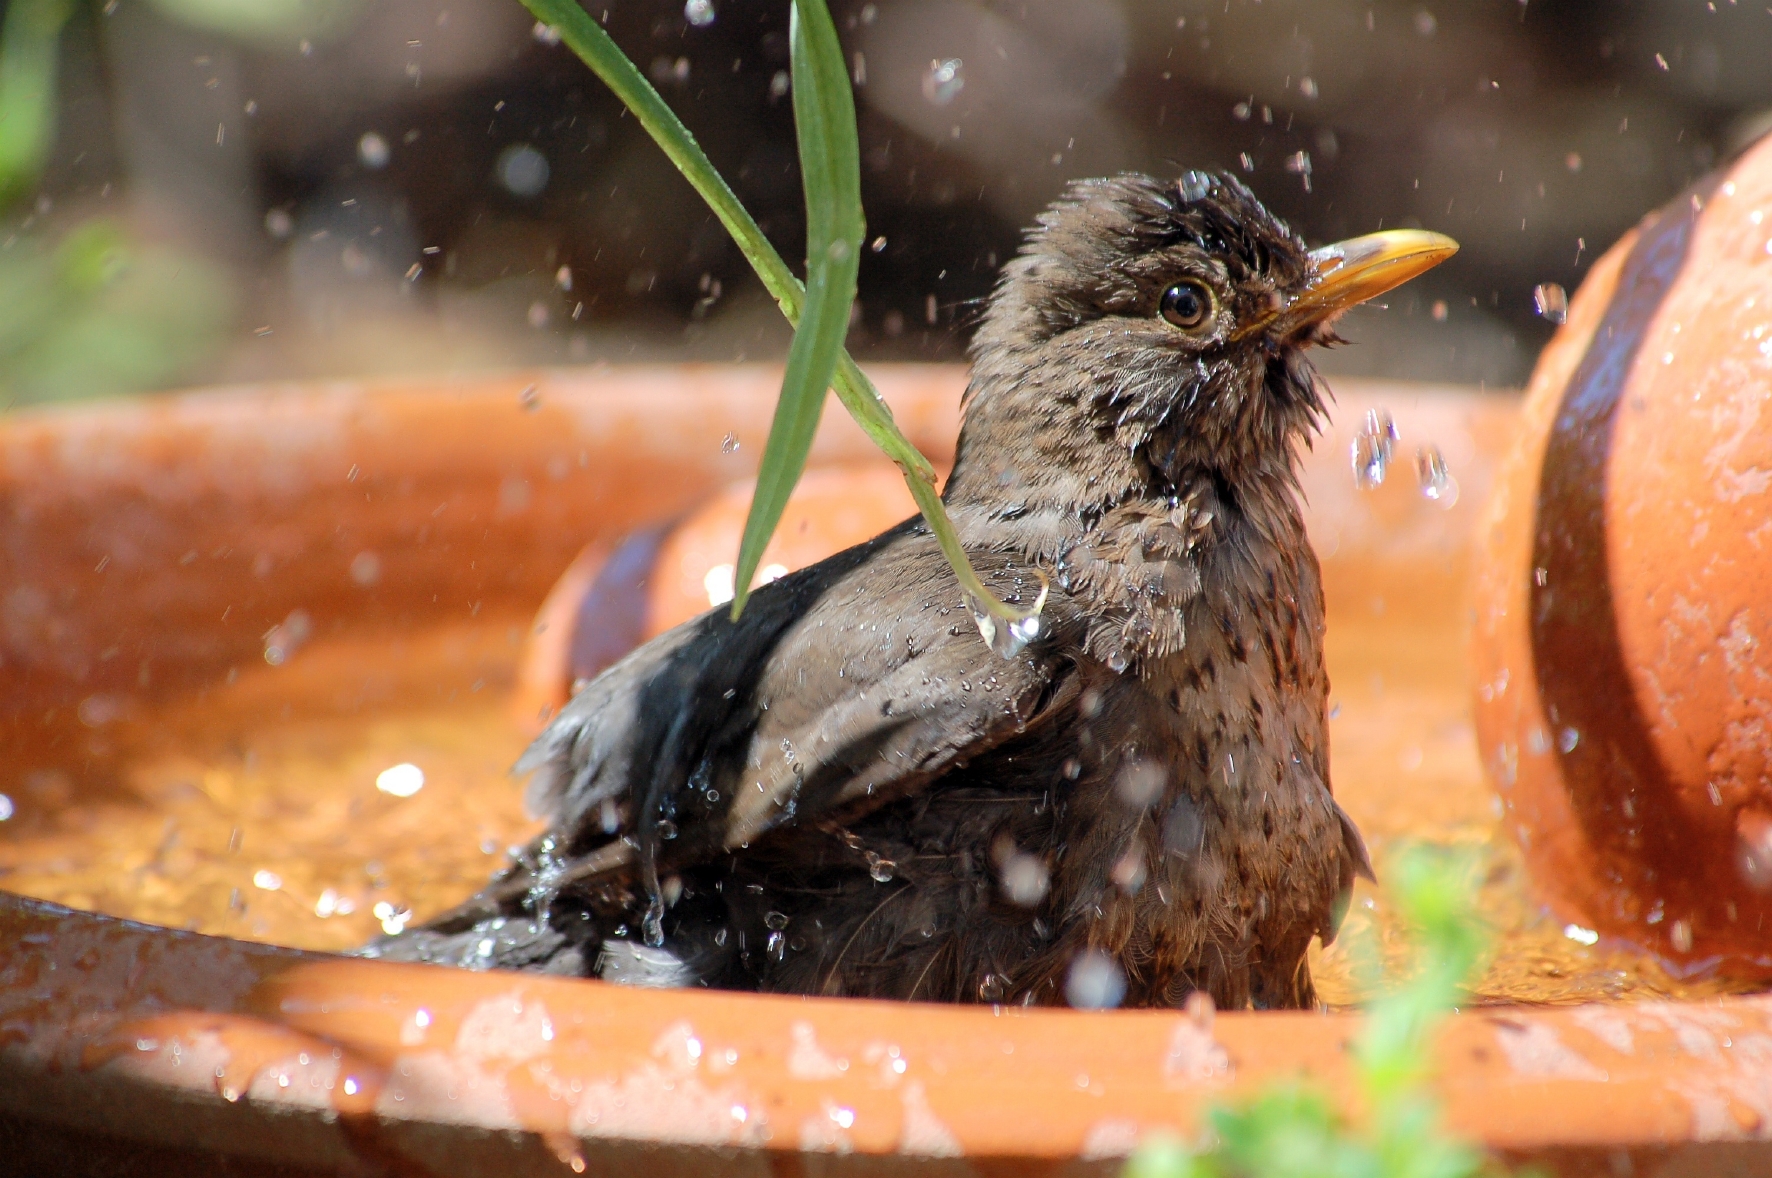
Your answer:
(1125, 847), (1506, 1178)
(0, 220), (233, 407)
(144, 0), (361, 47)
(0, 0), (73, 205)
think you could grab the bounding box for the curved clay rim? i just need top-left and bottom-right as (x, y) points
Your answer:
(3, 367), (1771, 1174)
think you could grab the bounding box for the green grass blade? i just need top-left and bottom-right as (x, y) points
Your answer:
(729, 0), (862, 616)
(516, 0), (1036, 628)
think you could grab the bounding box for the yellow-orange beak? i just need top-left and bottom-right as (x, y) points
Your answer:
(1298, 228), (1459, 319)
(1246, 229), (1459, 338)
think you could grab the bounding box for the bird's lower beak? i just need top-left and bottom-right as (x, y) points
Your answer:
(1279, 229), (1459, 334)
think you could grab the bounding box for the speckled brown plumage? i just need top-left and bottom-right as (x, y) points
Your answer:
(367, 172), (1374, 1010)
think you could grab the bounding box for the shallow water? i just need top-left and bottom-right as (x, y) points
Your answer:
(0, 576), (1755, 1009)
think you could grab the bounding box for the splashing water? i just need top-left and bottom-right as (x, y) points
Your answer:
(1351, 408), (1398, 490)
(1415, 444), (1458, 507)
(921, 59), (964, 105)
(684, 0), (715, 27)
(1533, 282), (1569, 324)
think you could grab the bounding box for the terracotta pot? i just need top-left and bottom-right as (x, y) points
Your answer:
(1472, 134), (1772, 973)
(1, 363), (1767, 1174)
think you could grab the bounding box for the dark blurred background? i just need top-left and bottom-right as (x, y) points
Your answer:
(5, 0), (1770, 406)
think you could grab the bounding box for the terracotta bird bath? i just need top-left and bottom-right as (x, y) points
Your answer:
(0, 347), (1771, 1174)
(1473, 132), (1772, 977)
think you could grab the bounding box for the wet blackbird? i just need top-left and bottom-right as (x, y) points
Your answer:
(368, 172), (1454, 1010)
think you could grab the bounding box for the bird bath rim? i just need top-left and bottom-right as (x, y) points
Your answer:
(1, 364), (1768, 1174)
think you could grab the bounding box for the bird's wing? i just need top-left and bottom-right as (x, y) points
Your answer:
(516, 521), (1074, 888)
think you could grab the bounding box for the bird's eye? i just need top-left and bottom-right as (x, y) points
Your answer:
(1159, 281), (1214, 330)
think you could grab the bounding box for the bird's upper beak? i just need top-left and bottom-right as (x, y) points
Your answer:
(1246, 229), (1459, 339)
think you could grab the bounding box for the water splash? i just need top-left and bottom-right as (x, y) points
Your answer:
(1533, 282), (1569, 324)
(1351, 408), (1398, 489)
(1415, 445), (1458, 507)
(921, 59), (964, 105)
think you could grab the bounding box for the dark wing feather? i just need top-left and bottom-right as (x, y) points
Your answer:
(516, 520), (1071, 901)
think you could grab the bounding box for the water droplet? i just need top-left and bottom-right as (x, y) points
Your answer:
(0, 794), (13, 821)
(531, 20), (561, 44)
(1351, 408), (1398, 490)
(555, 265), (572, 292)
(721, 431), (740, 453)
(357, 131), (390, 169)
(764, 910), (789, 930)
(349, 550), (382, 585)
(966, 584), (1046, 660)
(684, 0), (715, 26)
(1413, 9), (1437, 36)
(1061, 757), (1082, 780)
(263, 608), (313, 666)
(1115, 761), (1166, 807)
(1105, 650), (1129, 674)
(1670, 919), (1694, 953)
(1562, 923), (1599, 946)
(1233, 101), (1251, 121)
(769, 70), (789, 99)
(704, 563), (736, 607)
(1179, 171), (1213, 202)
(641, 903), (665, 947)
(767, 929), (786, 960)
(864, 851), (896, 882)
(1415, 445), (1458, 507)
(1064, 951), (1126, 1010)
(1111, 847), (1146, 893)
(376, 762), (425, 797)
(495, 143), (550, 198)
(998, 853), (1050, 907)
(1431, 299), (1448, 321)
(657, 819), (679, 840)
(1533, 282), (1569, 324)
(921, 58), (964, 106)
(252, 869), (282, 890)
(977, 973), (1007, 1002)
(1558, 727), (1581, 753)
(1298, 75), (1318, 99)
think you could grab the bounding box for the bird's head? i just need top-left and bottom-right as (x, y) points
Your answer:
(948, 171), (1455, 519)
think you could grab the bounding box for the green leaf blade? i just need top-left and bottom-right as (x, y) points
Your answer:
(730, 0), (863, 617)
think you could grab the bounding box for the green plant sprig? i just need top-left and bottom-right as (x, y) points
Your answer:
(515, 0), (1035, 627)
(1126, 846), (1498, 1178)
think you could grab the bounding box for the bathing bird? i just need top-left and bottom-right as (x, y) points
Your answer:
(367, 172), (1454, 1010)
